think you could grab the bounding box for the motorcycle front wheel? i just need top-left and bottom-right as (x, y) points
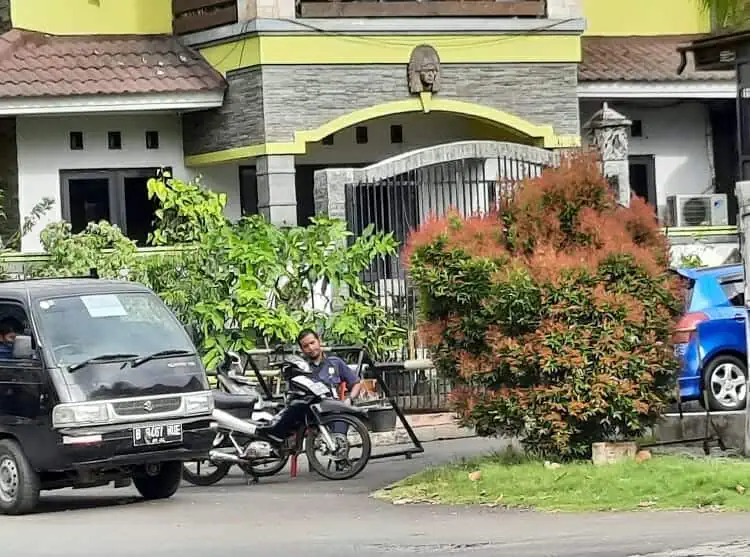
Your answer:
(182, 459), (232, 486)
(305, 414), (372, 481)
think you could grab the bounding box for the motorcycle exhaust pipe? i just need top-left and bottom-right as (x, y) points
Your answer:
(209, 449), (244, 464)
(212, 408), (258, 436)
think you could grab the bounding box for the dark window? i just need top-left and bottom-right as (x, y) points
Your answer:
(628, 154), (656, 208)
(355, 126), (368, 144)
(69, 132), (84, 151)
(720, 278), (745, 306)
(390, 124), (403, 144)
(107, 131), (122, 150)
(239, 166), (258, 216)
(145, 131), (160, 150)
(630, 120), (643, 137)
(59, 168), (169, 246)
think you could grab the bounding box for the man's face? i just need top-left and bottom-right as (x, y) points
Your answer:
(2, 331), (15, 345)
(299, 333), (322, 360)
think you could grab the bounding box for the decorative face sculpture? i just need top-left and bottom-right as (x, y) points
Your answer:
(407, 45), (441, 94)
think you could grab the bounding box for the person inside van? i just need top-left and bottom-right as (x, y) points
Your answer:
(0, 318), (20, 358)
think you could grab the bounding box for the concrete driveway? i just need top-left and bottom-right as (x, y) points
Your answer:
(2, 437), (749, 557)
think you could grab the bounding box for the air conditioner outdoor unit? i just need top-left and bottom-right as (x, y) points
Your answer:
(666, 194), (729, 227)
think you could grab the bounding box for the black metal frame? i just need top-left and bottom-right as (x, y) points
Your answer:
(243, 345), (424, 460)
(639, 325), (727, 455)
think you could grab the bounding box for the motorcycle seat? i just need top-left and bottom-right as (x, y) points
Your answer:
(212, 390), (259, 410)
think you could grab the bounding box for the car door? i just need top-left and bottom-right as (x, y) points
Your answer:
(0, 299), (52, 466)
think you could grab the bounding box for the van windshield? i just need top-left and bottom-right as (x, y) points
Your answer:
(33, 291), (195, 368)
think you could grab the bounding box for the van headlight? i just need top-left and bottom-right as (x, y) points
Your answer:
(52, 403), (110, 428)
(184, 392), (214, 416)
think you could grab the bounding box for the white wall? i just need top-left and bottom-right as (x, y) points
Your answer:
(16, 113), (242, 251)
(580, 100), (715, 220)
(298, 112), (502, 166)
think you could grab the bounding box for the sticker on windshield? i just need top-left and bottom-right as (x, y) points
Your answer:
(80, 294), (128, 318)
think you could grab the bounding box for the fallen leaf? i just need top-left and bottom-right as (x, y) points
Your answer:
(469, 471), (482, 482)
(638, 500), (655, 508)
(544, 461), (561, 470)
(737, 484), (746, 495)
(635, 450), (652, 463)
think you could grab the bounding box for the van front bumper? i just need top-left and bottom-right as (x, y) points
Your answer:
(47, 416), (215, 472)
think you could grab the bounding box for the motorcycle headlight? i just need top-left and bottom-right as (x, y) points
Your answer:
(52, 403), (110, 428)
(184, 392), (214, 416)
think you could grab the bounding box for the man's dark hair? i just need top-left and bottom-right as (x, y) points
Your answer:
(296, 328), (319, 346)
(0, 317), (21, 336)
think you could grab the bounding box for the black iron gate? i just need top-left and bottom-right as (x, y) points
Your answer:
(344, 152), (552, 411)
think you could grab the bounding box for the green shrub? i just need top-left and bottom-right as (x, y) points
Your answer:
(405, 153), (682, 460)
(30, 173), (406, 369)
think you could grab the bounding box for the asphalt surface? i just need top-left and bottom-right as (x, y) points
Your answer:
(2, 437), (750, 557)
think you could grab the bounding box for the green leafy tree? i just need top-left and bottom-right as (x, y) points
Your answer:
(31, 173), (406, 370)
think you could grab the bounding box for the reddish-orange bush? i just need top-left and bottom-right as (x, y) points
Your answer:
(406, 152), (682, 460)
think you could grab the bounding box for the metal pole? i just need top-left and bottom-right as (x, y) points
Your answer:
(735, 180), (750, 456)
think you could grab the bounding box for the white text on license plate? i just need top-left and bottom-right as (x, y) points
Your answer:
(132, 423), (183, 446)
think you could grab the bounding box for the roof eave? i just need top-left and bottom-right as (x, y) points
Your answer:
(0, 89), (225, 116)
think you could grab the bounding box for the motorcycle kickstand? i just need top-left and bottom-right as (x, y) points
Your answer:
(242, 467), (260, 485)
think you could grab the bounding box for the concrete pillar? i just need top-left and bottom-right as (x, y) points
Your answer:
(256, 155), (297, 226)
(237, 0), (295, 20)
(313, 168), (357, 220)
(736, 180), (750, 456)
(583, 102), (632, 208)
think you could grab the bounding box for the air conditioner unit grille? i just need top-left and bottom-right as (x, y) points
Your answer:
(681, 197), (710, 226)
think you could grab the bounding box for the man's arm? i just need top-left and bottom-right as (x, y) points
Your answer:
(336, 359), (362, 400)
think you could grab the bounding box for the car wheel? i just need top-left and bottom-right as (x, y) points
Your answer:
(0, 438), (40, 515)
(702, 355), (748, 412)
(133, 461), (182, 500)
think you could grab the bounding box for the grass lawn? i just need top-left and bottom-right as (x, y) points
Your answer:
(373, 449), (750, 512)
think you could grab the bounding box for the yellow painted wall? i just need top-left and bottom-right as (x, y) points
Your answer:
(12, 0), (172, 35)
(583, 0), (711, 36)
(200, 34), (581, 74)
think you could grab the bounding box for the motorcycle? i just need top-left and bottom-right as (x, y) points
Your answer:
(183, 353), (372, 484)
(182, 352), (287, 486)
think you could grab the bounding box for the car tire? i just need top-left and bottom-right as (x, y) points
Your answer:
(702, 354), (748, 412)
(0, 438), (40, 515)
(133, 461), (182, 500)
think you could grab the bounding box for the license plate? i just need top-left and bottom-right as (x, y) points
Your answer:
(132, 423), (183, 447)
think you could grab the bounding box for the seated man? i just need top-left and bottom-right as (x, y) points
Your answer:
(297, 329), (361, 402)
(0, 318), (20, 358)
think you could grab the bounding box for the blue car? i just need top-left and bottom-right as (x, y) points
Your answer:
(674, 264), (748, 411)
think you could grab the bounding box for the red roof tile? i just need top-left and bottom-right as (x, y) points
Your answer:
(0, 29), (226, 98)
(580, 35), (734, 82)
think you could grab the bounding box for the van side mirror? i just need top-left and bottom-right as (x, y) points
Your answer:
(13, 335), (35, 359)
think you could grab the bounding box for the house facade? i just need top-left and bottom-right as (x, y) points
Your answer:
(578, 0), (737, 229)
(0, 0), (731, 254)
(0, 0), (583, 251)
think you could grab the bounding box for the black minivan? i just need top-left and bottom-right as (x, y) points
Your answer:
(0, 278), (215, 514)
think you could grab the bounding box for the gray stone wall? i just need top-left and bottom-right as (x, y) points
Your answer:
(0, 118), (19, 245)
(0, 0), (10, 34)
(182, 67), (263, 157)
(183, 62), (579, 155)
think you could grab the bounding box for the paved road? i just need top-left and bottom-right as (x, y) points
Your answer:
(2, 437), (749, 557)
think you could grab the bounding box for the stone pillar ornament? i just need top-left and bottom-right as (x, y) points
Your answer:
(583, 102), (632, 207)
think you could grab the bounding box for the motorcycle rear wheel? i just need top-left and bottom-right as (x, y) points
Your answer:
(305, 414), (371, 481)
(182, 460), (232, 486)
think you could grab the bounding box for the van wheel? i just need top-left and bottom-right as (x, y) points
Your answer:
(133, 461), (182, 501)
(0, 439), (40, 515)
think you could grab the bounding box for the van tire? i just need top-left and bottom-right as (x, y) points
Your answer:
(133, 461), (182, 501)
(0, 439), (40, 515)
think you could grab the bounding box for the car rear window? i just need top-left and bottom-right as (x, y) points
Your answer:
(720, 278), (745, 307)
